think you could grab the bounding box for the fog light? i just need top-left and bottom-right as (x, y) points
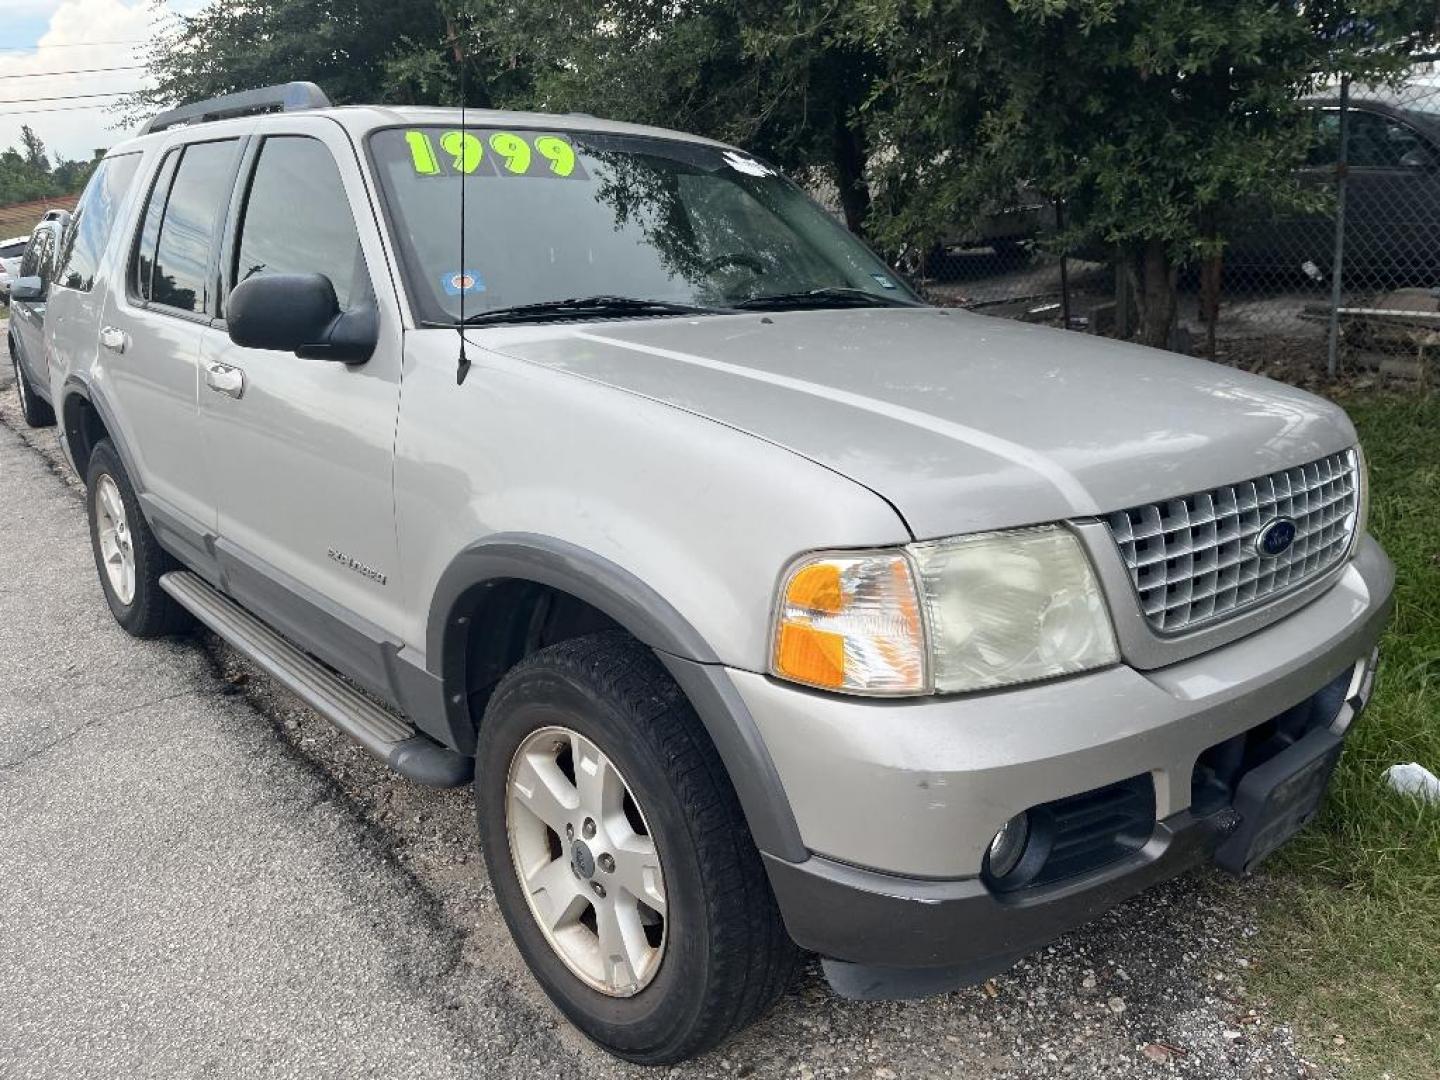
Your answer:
(987, 813), (1030, 878)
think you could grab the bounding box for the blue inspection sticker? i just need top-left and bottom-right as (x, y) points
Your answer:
(870, 273), (898, 290)
(441, 270), (485, 296)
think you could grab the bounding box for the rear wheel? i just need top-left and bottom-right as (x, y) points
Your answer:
(11, 345), (55, 427)
(476, 631), (798, 1064)
(85, 439), (191, 637)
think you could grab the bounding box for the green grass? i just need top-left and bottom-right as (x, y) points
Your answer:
(1252, 392), (1440, 1079)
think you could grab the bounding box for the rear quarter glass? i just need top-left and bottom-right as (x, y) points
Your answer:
(56, 153), (143, 293)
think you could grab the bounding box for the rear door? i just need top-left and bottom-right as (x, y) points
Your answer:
(197, 116), (406, 686)
(45, 152), (143, 408)
(98, 134), (246, 548)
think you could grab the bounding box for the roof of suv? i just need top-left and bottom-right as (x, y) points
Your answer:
(109, 103), (736, 158)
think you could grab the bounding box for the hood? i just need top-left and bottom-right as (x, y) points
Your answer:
(477, 308), (1356, 540)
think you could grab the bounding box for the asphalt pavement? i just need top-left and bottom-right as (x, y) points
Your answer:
(0, 338), (1328, 1079)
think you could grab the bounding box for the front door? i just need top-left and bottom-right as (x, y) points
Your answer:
(198, 117), (406, 691)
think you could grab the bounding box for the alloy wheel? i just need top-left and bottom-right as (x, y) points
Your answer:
(94, 473), (136, 605)
(13, 355), (28, 412)
(505, 724), (667, 996)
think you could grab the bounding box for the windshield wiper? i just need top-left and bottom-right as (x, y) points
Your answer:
(458, 295), (723, 326)
(731, 286), (920, 311)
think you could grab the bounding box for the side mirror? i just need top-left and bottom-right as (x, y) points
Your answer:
(227, 272), (377, 363)
(9, 275), (44, 302)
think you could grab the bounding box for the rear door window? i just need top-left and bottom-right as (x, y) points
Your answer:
(232, 136), (365, 311)
(18, 233), (41, 279)
(55, 152), (141, 292)
(150, 139), (241, 314)
(131, 148), (181, 303)
(35, 230), (56, 283)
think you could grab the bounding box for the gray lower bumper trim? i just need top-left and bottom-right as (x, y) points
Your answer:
(764, 807), (1236, 976)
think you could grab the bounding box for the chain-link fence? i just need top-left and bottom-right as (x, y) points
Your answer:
(908, 198), (1102, 332)
(1324, 64), (1440, 386)
(912, 58), (1440, 387)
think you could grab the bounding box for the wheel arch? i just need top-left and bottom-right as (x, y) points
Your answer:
(428, 533), (807, 862)
(60, 375), (139, 486)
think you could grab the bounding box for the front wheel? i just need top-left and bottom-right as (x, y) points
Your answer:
(476, 632), (798, 1064)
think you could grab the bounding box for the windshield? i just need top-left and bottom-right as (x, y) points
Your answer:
(368, 126), (917, 324)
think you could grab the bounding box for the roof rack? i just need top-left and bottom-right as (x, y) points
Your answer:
(138, 81), (332, 136)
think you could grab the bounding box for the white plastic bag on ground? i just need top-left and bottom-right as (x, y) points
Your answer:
(1384, 763), (1440, 803)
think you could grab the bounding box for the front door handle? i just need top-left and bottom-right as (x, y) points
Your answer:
(205, 361), (245, 399)
(99, 326), (128, 353)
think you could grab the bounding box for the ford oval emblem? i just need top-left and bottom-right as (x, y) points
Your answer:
(1256, 517), (1297, 557)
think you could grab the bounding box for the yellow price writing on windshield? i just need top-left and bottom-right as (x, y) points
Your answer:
(488, 131), (531, 174)
(402, 129), (586, 181)
(534, 135), (576, 177)
(440, 131), (484, 173)
(404, 130), (440, 175)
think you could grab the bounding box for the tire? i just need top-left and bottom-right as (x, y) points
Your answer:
(476, 631), (798, 1064)
(11, 341), (56, 427)
(85, 439), (192, 637)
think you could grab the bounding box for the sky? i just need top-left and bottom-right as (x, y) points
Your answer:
(0, 0), (202, 165)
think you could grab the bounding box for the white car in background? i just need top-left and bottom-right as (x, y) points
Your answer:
(1, 234), (31, 299)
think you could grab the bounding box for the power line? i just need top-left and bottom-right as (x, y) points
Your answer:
(0, 102), (129, 119)
(0, 90), (136, 107)
(0, 39), (146, 54)
(0, 65), (145, 81)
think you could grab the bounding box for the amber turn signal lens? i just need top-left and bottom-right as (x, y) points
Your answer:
(771, 553), (926, 695)
(775, 623), (847, 689)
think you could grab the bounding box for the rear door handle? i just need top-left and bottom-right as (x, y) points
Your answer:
(99, 326), (128, 353)
(205, 361), (245, 399)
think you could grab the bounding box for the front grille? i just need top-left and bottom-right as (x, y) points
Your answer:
(1105, 449), (1359, 634)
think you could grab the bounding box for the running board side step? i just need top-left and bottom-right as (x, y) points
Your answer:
(161, 570), (473, 788)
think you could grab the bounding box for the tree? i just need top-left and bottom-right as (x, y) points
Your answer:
(0, 127), (86, 206)
(121, 0), (1439, 350)
(19, 125), (49, 172)
(851, 0), (1440, 346)
(119, 0), (449, 124)
(127, 0), (883, 232)
(452, 0), (883, 232)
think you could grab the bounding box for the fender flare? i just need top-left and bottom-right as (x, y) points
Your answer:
(59, 374), (145, 490)
(427, 533), (807, 861)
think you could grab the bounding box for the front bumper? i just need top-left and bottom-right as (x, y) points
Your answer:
(742, 536), (1392, 989)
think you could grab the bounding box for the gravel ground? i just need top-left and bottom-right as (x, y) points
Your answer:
(0, 338), (1329, 1079)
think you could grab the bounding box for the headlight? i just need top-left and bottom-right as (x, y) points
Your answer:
(771, 552), (927, 695)
(912, 527), (1118, 693)
(771, 526), (1118, 697)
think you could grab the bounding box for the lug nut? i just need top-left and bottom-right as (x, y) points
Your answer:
(598, 853), (615, 874)
(590, 881), (606, 899)
(582, 818), (596, 839)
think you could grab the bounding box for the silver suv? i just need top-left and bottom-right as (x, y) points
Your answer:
(29, 83), (1394, 1063)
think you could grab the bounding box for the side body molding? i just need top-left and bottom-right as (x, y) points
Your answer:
(427, 533), (808, 862)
